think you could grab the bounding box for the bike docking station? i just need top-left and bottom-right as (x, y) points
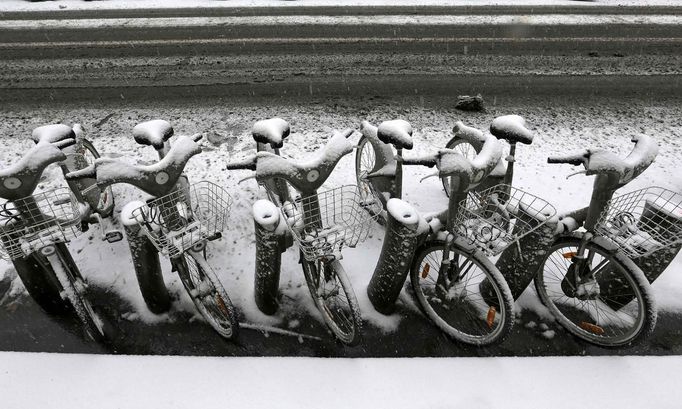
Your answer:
(367, 199), (429, 314)
(252, 199), (291, 315)
(119, 200), (170, 314)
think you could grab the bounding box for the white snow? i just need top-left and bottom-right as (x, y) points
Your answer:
(252, 118), (290, 147)
(386, 198), (421, 229)
(490, 114), (534, 144)
(252, 199), (281, 232)
(377, 120), (413, 150)
(2, 351), (682, 409)
(132, 119), (174, 147)
(1, 0), (680, 12)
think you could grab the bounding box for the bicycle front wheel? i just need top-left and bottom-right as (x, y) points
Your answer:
(45, 244), (107, 342)
(535, 236), (656, 347)
(175, 250), (239, 340)
(410, 239), (515, 346)
(301, 256), (362, 346)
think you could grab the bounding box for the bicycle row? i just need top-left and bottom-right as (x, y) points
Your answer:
(1, 116), (680, 349)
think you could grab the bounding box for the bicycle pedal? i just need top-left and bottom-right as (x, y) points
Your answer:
(105, 230), (124, 243)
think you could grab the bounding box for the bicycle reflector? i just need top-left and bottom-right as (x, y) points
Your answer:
(563, 252), (577, 259)
(580, 321), (605, 335)
(421, 263), (430, 279)
(487, 306), (497, 329)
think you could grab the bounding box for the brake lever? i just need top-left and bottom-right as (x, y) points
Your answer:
(566, 169), (588, 179)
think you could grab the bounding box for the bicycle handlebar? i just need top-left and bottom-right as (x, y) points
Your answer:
(255, 129), (354, 193)
(401, 156), (437, 167)
(224, 155), (257, 171)
(65, 134), (201, 197)
(547, 134), (658, 184)
(0, 139), (76, 200)
(547, 151), (588, 166)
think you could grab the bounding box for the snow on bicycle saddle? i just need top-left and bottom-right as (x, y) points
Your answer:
(255, 129), (354, 192)
(133, 119), (174, 149)
(0, 142), (68, 200)
(252, 118), (290, 149)
(489, 115), (534, 145)
(377, 120), (413, 150)
(66, 134), (201, 197)
(30, 124), (76, 145)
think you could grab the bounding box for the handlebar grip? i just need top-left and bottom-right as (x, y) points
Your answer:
(65, 163), (96, 180)
(401, 156), (437, 167)
(53, 138), (77, 150)
(547, 152), (588, 166)
(225, 156), (257, 171)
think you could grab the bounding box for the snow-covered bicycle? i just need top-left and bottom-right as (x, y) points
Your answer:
(0, 124), (118, 342)
(442, 115), (671, 347)
(67, 120), (239, 340)
(226, 119), (370, 345)
(356, 120), (544, 345)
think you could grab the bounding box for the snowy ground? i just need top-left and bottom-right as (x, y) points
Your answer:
(1, 94), (680, 344)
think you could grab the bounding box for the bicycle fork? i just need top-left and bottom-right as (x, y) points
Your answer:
(561, 232), (601, 300)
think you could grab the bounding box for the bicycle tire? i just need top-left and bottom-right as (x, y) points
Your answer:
(534, 236), (657, 348)
(131, 235), (171, 314)
(410, 239), (515, 346)
(175, 250), (239, 340)
(301, 255), (362, 346)
(45, 244), (107, 342)
(442, 136), (478, 197)
(354, 135), (386, 225)
(12, 252), (70, 314)
(62, 138), (115, 217)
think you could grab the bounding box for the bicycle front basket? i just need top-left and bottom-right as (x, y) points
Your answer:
(595, 186), (682, 258)
(0, 187), (81, 261)
(281, 185), (379, 261)
(131, 181), (232, 258)
(454, 184), (557, 256)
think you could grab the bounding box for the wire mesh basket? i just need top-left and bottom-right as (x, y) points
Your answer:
(454, 184), (557, 256)
(281, 185), (380, 261)
(595, 186), (682, 258)
(131, 181), (232, 258)
(0, 187), (82, 260)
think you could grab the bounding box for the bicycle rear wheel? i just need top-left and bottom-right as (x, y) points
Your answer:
(354, 135), (386, 224)
(175, 249), (239, 340)
(62, 138), (115, 217)
(410, 239), (515, 346)
(535, 236), (656, 347)
(301, 256), (362, 346)
(44, 244), (107, 342)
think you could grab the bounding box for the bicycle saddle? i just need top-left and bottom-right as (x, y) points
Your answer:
(255, 129), (354, 193)
(490, 115), (534, 145)
(252, 118), (290, 149)
(133, 120), (174, 150)
(66, 134), (201, 197)
(377, 120), (414, 150)
(0, 141), (72, 201)
(30, 124), (76, 145)
(548, 134), (658, 186)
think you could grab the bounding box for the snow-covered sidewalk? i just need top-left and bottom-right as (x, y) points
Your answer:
(1, 351), (681, 409)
